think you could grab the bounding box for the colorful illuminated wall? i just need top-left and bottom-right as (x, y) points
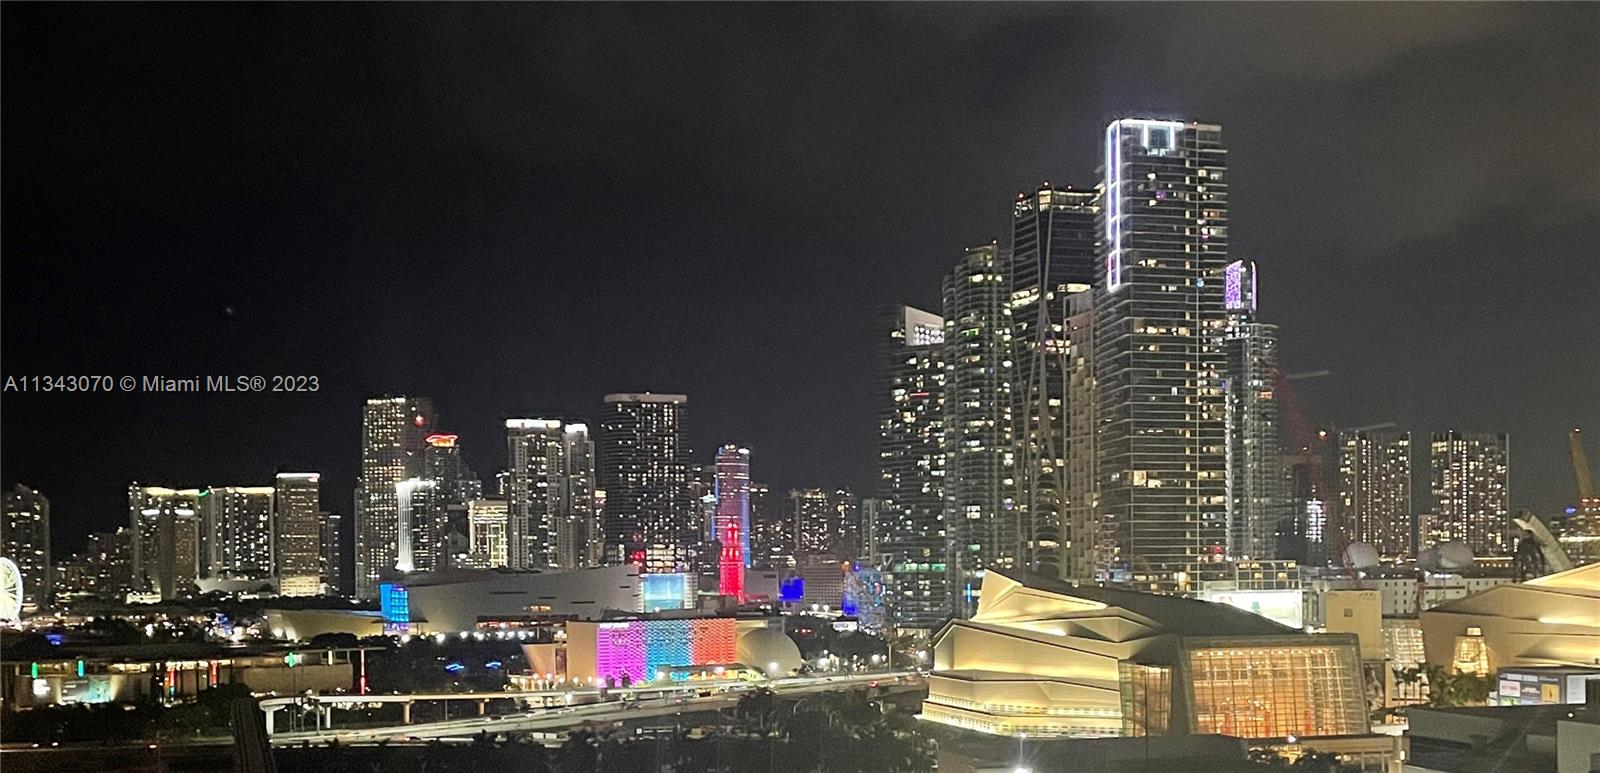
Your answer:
(590, 618), (738, 684)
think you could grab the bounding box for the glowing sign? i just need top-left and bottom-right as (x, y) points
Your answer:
(1198, 589), (1304, 629)
(779, 576), (804, 603)
(1224, 260), (1257, 313)
(424, 434), (459, 448)
(642, 573), (689, 612)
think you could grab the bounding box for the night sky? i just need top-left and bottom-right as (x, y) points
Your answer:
(4, 4), (1597, 556)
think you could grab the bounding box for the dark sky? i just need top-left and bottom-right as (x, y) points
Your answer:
(4, 4), (1597, 556)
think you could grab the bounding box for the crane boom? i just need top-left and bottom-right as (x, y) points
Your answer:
(1571, 428), (1597, 501)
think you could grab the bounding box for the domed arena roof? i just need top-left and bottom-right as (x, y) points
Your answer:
(736, 625), (803, 675)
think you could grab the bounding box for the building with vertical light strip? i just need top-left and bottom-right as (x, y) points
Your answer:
(354, 396), (434, 599)
(1337, 430), (1413, 560)
(1010, 186), (1098, 579)
(1426, 431), (1511, 556)
(598, 393), (691, 569)
(1221, 259), (1288, 561)
(877, 304), (949, 630)
(273, 473), (322, 595)
(1095, 118), (1230, 591)
(128, 485), (202, 597)
(943, 242), (1016, 614)
(1, 485), (51, 610)
(713, 445), (751, 599)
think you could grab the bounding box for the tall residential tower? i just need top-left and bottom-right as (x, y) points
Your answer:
(1010, 186), (1099, 578)
(942, 243), (1016, 612)
(1336, 429), (1413, 560)
(598, 393), (691, 569)
(1095, 118), (1231, 590)
(1426, 431), (1511, 556)
(876, 305), (948, 629)
(354, 396), (434, 598)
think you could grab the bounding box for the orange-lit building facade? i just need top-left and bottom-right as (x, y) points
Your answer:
(928, 571), (1375, 751)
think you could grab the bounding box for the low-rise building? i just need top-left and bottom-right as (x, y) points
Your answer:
(926, 570), (1399, 770)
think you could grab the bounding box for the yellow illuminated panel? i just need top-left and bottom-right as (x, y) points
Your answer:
(1184, 644), (1366, 739)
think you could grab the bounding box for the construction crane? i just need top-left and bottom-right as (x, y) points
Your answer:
(1562, 428), (1600, 566)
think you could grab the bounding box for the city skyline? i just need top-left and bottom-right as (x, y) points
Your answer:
(4, 4), (1598, 556)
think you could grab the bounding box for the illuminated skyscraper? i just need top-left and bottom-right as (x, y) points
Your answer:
(554, 423), (600, 570)
(354, 396), (434, 598)
(127, 483), (201, 598)
(877, 304), (949, 629)
(319, 511), (345, 597)
(505, 419), (599, 570)
(1063, 290), (1099, 582)
(506, 419), (563, 569)
(1095, 118), (1231, 590)
(792, 488), (833, 555)
(394, 477), (441, 573)
(1011, 187), (1098, 578)
(200, 486), (275, 580)
(1221, 260), (1288, 561)
(1337, 430), (1413, 560)
(830, 488), (864, 559)
(467, 499), (510, 568)
(713, 445), (751, 599)
(598, 393), (691, 568)
(1426, 431), (1511, 556)
(1, 485), (51, 609)
(749, 482), (794, 570)
(273, 473), (322, 595)
(943, 243), (1015, 613)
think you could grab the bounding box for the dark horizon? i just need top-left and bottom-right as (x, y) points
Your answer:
(4, 4), (1597, 556)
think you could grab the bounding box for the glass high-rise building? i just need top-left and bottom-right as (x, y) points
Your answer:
(877, 304), (949, 630)
(943, 243), (1016, 613)
(506, 419), (564, 569)
(791, 488), (833, 555)
(467, 498), (510, 568)
(127, 484), (201, 596)
(1426, 431), (1511, 556)
(1, 484), (51, 609)
(1095, 118), (1231, 590)
(319, 511), (345, 597)
(354, 396), (434, 599)
(1221, 260), (1288, 561)
(553, 423), (601, 571)
(713, 445), (751, 599)
(201, 486), (275, 581)
(749, 482), (794, 570)
(1011, 187), (1099, 578)
(598, 393), (691, 568)
(1336, 429), (1413, 560)
(505, 420), (600, 570)
(1063, 290), (1099, 582)
(273, 473), (322, 595)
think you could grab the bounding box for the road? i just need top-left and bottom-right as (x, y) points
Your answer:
(267, 671), (922, 746)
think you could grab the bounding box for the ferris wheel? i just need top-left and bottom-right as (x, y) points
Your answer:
(0, 557), (23, 621)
